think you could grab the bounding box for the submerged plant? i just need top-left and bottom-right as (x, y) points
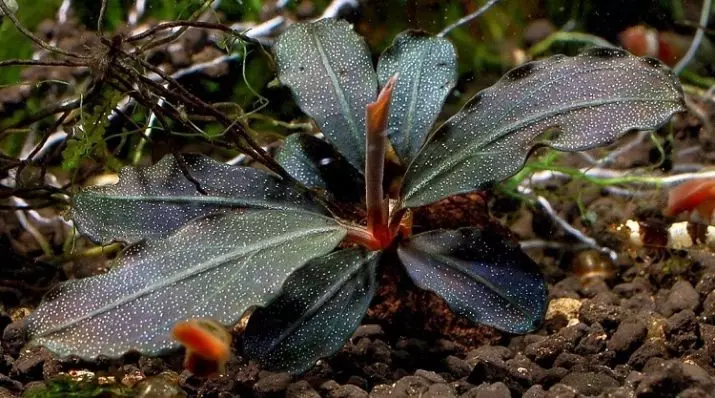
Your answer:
(25, 18), (684, 374)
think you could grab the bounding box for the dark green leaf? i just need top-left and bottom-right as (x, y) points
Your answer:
(27, 210), (346, 359)
(377, 31), (457, 164)
(397, 227), (547, 333)
(401, 49), (685, 207)
(274, 18), (377, 169)
(243, 248), (378, 374)
(72, 154), (325, 244)
(276, 134), (365, 203)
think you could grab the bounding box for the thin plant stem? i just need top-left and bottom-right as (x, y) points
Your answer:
(674, 0), (712, 74)
(126, 21), (258, 45)
(117, 51), (288, 177)
(98, 0), (108, 33)
(523, 190), (617, 261)
(138, 0), (214, 52)
(438, 0), (502, 37)
(0, 0), (87, 59)
(0, 59), (85, 68)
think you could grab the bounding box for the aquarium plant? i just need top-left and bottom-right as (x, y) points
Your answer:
(25, 18), (684, 374)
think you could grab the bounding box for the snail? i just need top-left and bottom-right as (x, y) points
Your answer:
(171, 318), (231, 377)
(572, 250), (615, 284)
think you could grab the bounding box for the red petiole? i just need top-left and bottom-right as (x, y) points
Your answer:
(344, 74), (408, 251)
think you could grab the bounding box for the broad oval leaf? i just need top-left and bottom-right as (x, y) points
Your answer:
(397, 227), (546, 333)
(72, 153), (325, 244)
(276, 133), (365, 203)
(377, 31), (457, 164)
(274, 18), (377, 170)
(243, 248), (378, 374)
(26, 210), (346, 358)
(401, 48), (685, 207)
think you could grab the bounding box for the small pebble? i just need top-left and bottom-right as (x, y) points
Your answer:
(628, 339), (669, 370)
(559, 371), (618, 396)
(329, 384), (368, 398)
(701, 291), (715, 322)
(607, 318), (647, 355)
(661, 281), (699, 317)
(414, 369), (445, 384)
(423, 383), (455, 398)
(579, 299), (622, 329)
(390, 375), (430, 397)
(286, 380), (320, 398)
(253, 372), (291, 397)
(664, 310), (700, 354)
(522, 384), (546, 398)
(694, 273), (715, 296)
(443, 356), (471, 379)
(462, 382), (510, 398)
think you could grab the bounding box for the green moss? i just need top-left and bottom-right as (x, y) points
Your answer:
(23, 375), (133, 398)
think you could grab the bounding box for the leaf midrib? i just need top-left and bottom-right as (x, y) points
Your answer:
(37, 225), (344, 337)
(265, 252), (375, 354)
(81, 192), (303, 209)
(402, 43), (427, 160)
(311, 27), (363, 163)
(405, 96), (681, 203)
(403, 244), (530, 316)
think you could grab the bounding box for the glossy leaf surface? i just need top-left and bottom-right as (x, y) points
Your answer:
(27, 210), (346, 358)
(243, 248), (378, 374)
(72, 154), (324, 244)
(397, 227), (547, 333)
(274, 18), (377, 169)
(401, 48), (685, 207)
(276, 134), (365, 203)
(377, 31), (457, 164)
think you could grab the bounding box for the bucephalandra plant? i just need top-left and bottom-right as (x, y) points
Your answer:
(25, 18), (685, 374)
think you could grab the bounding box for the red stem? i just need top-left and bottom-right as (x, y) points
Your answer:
(365, 74), (398, 247)
(344, 224), (382, 251)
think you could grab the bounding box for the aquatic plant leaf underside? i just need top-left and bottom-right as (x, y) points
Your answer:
(397, 227), (548, 334)
(276, 133), (365, 203)
(72, 154), (326, 244)
(274, 18), (377, 170)
(401, 48), (686, 208)
(377, 31), (457, 164)
(26, 210), (346, 358)
(243, 248), (378, 374)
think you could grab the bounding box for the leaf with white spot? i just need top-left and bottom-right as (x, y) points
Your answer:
(401, 48), (685, 208)
(397, 227), (547, 333)
(377, 31), (457, 164)
(243, 248), (378, 374)
(26, 210), (346, 359)
(72, 154), (325, 244)
(274, 18), (377, 170)
(276, 134), (365, 203)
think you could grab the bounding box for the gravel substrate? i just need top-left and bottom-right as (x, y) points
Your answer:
(0, 247), (713, 397)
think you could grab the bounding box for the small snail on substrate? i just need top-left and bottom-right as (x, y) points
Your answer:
(572, 249), (616, 285)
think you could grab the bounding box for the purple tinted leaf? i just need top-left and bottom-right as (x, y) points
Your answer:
(243, 248), (378, 374)
(377, 31), (457, 164)
(72, 154), (325, 244)
(402, 49), (685, 207)
(26, 210), (346, 359)
(274, 18), (378, 170)
(276, 134), (365, 203)
(397, 228), (546, 333)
